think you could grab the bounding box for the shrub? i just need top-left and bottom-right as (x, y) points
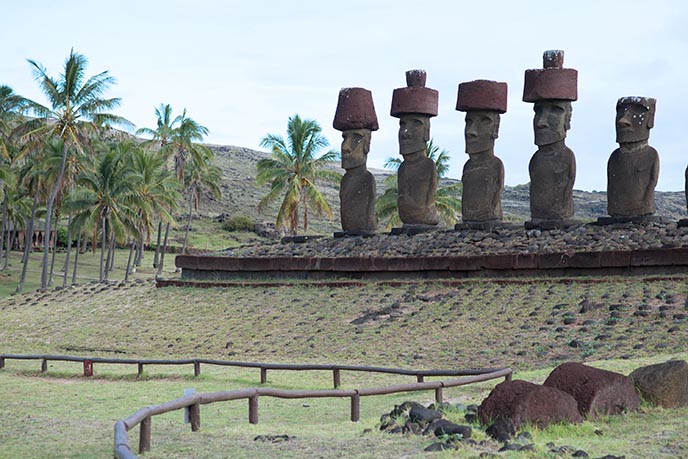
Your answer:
(222, 215), (255, 232)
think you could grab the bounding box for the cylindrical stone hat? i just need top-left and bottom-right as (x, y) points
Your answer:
(456, 80), (508, 113)
(390, 69), (439, 118)
(523, 50), (578, 102)
(617, 96), (656, 128)
(333, 87), (379, 131)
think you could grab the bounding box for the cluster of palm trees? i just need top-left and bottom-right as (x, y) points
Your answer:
(0, 50), (220, 292)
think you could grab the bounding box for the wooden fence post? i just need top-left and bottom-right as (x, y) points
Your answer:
(416, 375), (424, 383)
(249, 395), (259, 424)
(0, 356), (4, 369)
(137, 362), (144, 377)
(505, 372), (512, 382)
(333, 368), (341, 389)
(41, 358), (47, 373)
(194, 361), (201, 377)
(350, 393), (360, 422)
(189, 402), (200, 432)
(434, 387), (443, 404)
(139, 416), (152, 453)
(260, 368), (267, 384)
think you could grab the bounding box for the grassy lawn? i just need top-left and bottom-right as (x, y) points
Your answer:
(1, 353), (686, 458)
(0, 276), (686, 457)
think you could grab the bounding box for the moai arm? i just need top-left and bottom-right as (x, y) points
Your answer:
(644, 150), (659, 205)
(493, 160), (505, 215)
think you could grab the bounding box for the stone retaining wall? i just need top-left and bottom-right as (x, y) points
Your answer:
(175, 247), (688, 282)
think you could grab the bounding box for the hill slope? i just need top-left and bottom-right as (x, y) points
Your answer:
(201, 144), (687, 233)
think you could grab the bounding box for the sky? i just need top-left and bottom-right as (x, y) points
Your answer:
(2, 0), (688, 191)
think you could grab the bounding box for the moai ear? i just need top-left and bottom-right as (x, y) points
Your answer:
(564, 103), (573, 131)
(493, 114), (501, 140)
(646, 99), (656, 129)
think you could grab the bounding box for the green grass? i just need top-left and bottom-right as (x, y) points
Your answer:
(0, 247), (168, 297)
(0, 354), (685, 458)
(0, 276), (686, 457)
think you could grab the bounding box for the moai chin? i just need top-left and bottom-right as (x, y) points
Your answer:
(523, 50), (578, 226)
(333, 87), (379, 234)
(455, 79), (507, 225)
(605, 96), (659, 219)
(390, 69), (440, 227)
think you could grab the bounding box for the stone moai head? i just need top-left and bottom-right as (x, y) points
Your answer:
(333, 87), (379, 170)
(523, 50), (578, 147)
(615, 96), (656, 144)
(456, 79), (507, 155)
(391, 70), (438, 157)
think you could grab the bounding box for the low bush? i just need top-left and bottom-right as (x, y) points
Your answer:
(222, 215), (255, 232)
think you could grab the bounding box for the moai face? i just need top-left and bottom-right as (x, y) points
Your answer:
(616, 102), (654, 144)
(398, 114), (430, 156)
(533, 100), (572, 146)
(465, 110), (500, 155)
(340, 128), (371, 170)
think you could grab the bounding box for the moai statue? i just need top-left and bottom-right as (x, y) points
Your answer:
(682, 166), (688, 226)
(523, 50), (578, 228)
(603, 97), (659, 222)
(333, 87), (379, 234)
(455, 79), (507, 228)
(390, 69), (440, 229)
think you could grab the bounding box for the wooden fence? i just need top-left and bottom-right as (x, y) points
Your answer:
(0, 354), (511, 458)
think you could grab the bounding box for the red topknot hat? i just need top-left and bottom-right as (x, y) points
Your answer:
(390, 70), (439, 118)
(333, 87), (379, 131)
(523, 50), (578, 102)
(456, 79), (508, 113)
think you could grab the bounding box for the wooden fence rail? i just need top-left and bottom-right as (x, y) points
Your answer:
(113, 367), (512, 458)
(0, 353), (507, 388)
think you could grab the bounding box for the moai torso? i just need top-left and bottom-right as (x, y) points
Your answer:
(398, 154), (440, 225)
(529, 147), (576, 220)
(340, 169), (377, 232)
(462, 155), (504, 221)
(607, 146), (659, 217)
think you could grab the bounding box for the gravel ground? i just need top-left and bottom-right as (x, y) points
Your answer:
(221, 221), (688, 258)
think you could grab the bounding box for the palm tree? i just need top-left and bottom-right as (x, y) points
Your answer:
(126, 146), (180, 273)
(375, 139), (462, 228)
(136, 103), (178, 268)
(136, 104), (207, 269)
(69, 143), (140, 282)
(257, 114), (340, 235)
(0, 85), (27, 269)
(181, 147), (221, 254)
(20, 49), (132, 290)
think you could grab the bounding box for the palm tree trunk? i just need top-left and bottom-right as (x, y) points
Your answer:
(99, 217), (107, 282)
(156, 221), (170, 278)
(71, 231), (81, 285)
(16, 196), (38, 294)
(135, 233), (144, 267)
(182, 189), (194, 255)
(4, 229), (15, 269)
(125, 239), (135, 282)
(153, 221), (162, 268)
(0, 192), (7, 271)
(302, 191), (309, 234)
(41, 141), (70, 291)
(47, 213), (58, 287)
(104, 230), (115, 281)
(62, 208), (74, 287)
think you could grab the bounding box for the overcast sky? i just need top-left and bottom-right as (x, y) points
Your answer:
(3, 1), (688, 191)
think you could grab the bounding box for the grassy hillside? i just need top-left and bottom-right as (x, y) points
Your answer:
(0, 276), (686, 458)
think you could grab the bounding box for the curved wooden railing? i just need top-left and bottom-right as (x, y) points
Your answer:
(114, 367), (512, 458)
(0, 354), (511, 458)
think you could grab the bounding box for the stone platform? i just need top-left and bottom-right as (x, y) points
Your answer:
(175, 247), (688, 282)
